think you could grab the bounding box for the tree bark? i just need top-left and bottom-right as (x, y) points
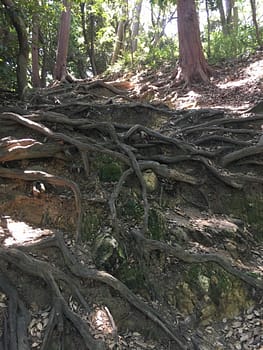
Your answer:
(177, 0), (211, 85)
(131, 0), (143, 54)
(217, 0), (227, 35)
(32, 12), (41, 88)
(80, 2), (97, 76)
(1, 0), (29, 98)
(53, 0), (71, 81)
(205, 0), (211, 58)
(250, 0), (262, 48)
(111, 0), (128, 65)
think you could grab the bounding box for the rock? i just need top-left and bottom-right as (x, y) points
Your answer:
(142, 170), (158, 192)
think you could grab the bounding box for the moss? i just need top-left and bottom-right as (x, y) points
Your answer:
(81, 212), (101, 241)
(95, 155), (123, 182)
(117, 263), (145, 291)
(224, 190), (263, 240)
(99, 162), (122, 182)
(121, 193), (144, 220)
(175, 282), (196, 314)
(148, 207), (166, 240)
(184, 263), (252, 320)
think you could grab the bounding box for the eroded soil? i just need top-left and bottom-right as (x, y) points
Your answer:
(0, 53), (263, 350)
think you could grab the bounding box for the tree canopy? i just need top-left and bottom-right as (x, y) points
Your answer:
(0, 0), (262, 94)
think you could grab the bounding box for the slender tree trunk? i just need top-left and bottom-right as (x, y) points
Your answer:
(1, 0), (29, 97)
(205, 0), (211, 58)
(32, 12), (41, 88)
(131, 0), (143, 54)
(217, 0), (227, 35)
(225, 0), (234, 26)
(250, 0), (262, 48)
(111, 0), (128, 65)
(53, 0), (71, 81)
(80, 2), (97, 76)
(177, 0), (211, 85)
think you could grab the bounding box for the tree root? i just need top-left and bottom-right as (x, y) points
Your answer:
(0, 245), (106, 350)
(3, 233), (190, 349)
(0, 274), (30, 350)
(130, 230), (263, 290)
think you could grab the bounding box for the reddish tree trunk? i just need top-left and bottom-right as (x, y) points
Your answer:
(53, 0), (71, 81)
(177, 0), (211, 85)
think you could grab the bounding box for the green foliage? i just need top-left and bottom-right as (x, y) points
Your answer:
(206, 25), (260, 63)
(148, 207), (167, 240)
(1, 0), (263, 90)
(97, 157), (123, 182)
(135, 36), (178, 69)
(120, 191), (144, 220)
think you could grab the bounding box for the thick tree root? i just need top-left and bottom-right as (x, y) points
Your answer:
(130, 230), (263, 290)
(0, 232), (189, 350)
(0, 274), (30, 350)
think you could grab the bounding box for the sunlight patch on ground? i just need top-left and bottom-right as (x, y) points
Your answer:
(1, 216), (52, 246)
(190, 217), (238, 233)
(216, 58), (263, 90)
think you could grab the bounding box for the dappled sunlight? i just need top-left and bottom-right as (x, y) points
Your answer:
(214, 58), (263, 110)
(1, 215), (52, 246)
(191, 217), (238, 233)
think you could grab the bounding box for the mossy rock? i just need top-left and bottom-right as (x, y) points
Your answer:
(143, 170), (158, 192)
(183, 264), (252, 321)
(93, 232), (119, 267)
(174, 282), (196, 314)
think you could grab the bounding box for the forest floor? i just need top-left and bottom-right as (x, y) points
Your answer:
(0, 52), (263, 350)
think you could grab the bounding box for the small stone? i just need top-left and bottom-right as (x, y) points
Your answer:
(232, 321), (242, 328)
(253, 310), (260, 317)
(32, 342), (39, 348)
(246, 306), (254, 314)
(246, 313), (253, 320)
(226, 330), (233, 338)
(240, 334), (249, 342)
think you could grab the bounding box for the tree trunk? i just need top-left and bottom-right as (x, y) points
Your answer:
(217, 0), (227, 35)
(80, 2), (97, 76)
(131, 0), (143, 54)
(32, 12), (41, 88)
(177, 0), (211, 85)
(205, 0), (211, 58)
(53, 0), (71, 81)
(111, 0), (128, 65)
(250, 0), (262, 48)
(1, 0), (29, 98)
(225, 0), (234, 26)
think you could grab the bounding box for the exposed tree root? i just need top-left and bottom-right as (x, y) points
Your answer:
(0, 246), (106, 350)
(130, 230), (263, 291)
(0, 274), (30, 350)
(7, 232), (189, 349)
(1, 83), (263, 349)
